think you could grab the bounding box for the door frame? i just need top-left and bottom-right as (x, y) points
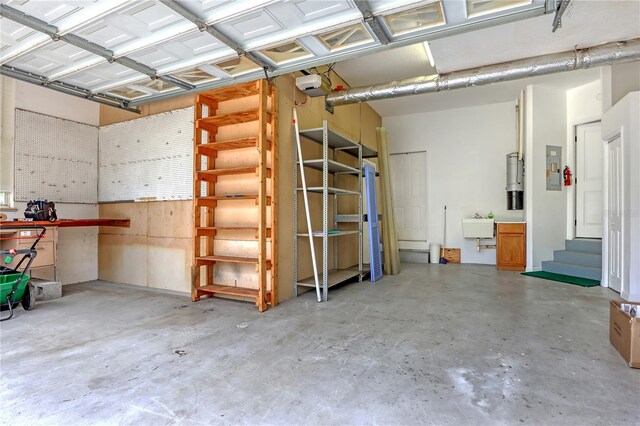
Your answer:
(388, 150), (429, 250)
(603, 135), (623, 292)
(566, 117), (601, 241)
(573, 120), (602, 239)
(601, 92), (639, 301)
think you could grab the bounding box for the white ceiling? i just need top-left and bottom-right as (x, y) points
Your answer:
(334, 0), (640, 116)
(429, 0), (640, 73)
(0, 0), (552, 108)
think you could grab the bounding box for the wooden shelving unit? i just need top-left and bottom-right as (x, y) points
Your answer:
(192, 80), (277, 312)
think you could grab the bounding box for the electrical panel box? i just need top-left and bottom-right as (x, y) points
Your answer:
(546, 145), (562, 191)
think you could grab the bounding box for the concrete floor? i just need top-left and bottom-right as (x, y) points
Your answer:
(1, 263), (638, 425)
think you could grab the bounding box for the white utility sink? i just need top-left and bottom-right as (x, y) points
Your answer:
(462, 219), (495, 238)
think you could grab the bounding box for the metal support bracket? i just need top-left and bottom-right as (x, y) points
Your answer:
(552, 0), (572, 32)
(354, 0), (391, 45)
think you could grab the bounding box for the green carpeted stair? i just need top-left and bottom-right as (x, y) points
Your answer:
(521, 271), (600, 287)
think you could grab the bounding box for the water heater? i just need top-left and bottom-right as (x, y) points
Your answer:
(506, 152), (524, 210)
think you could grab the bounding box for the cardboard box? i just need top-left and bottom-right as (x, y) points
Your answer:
(609, 300), (640, 368)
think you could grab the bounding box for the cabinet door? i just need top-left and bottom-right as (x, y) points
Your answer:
(498, 233), (525, 266)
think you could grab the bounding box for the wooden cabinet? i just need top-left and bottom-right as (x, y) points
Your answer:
(1, 226), (56, 279)
(496, 222), (526, 271)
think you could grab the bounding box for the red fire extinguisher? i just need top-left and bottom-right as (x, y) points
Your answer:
(563, 166), (572, 186)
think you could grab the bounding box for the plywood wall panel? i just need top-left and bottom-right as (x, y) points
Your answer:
(147, 200), (192, 239)
(147, 237), (191, 292)
(57, 227), (99, 284)
(99, 201), (191, 293)
(274, 76), (295, 301)
(99, 202), (148, 236)
(98, 234), (148, 285)
(361, 104), (382, 150)
(100, 94), (196, 126)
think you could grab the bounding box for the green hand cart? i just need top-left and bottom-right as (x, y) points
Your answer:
(0, 225), (46, 321)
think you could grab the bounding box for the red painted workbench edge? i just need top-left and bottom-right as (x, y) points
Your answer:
(0, 219), (130, 228)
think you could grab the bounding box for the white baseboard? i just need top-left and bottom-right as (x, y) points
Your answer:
(621, 290), (640, 303)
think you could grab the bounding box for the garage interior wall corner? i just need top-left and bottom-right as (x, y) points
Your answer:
(2, 77), (100, 284)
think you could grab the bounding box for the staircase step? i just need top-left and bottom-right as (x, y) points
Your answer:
(565, 239), (601, 254)
(542, 261), (601, 281)
(553, 250), (601, 267)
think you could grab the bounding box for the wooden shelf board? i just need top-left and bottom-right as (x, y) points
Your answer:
(197, 284), (259, 299)
(196, 255), (272, 269)
(198, 167), (271, 180)
(198, 109), (262, 127)
(195, 195), (271, 207)
(196, 137), (257, 154)
(196, 227), (271, 238)
(198, 166), (257, 177)
(297, 269), (361, 288)
(197, 82), (260, 102)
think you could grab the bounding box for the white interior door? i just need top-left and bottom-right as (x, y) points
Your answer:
(576, 122), (603, 238)
(390, 151), (427, 250)
(607, 136), (623, 293)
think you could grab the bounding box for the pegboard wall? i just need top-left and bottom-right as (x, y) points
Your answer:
(15, 109), (98, 203)
(98, 107), (194, 202)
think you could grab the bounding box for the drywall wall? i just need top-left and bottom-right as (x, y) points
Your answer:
(525, 85), (568, 270)
(611, 61), (640, 106)
(1, 77), (99, 284)
(382, 101), (522, 265)
(565, 79), (603, 239)
(601, 61), (640, 114)
(0, 77), (15, 201)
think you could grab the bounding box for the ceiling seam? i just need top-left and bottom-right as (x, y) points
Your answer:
(157, 0), (273, 72)
(0, 3), (196, 91)
(0, 0), (132, 66)
(0, 64), (140, 113)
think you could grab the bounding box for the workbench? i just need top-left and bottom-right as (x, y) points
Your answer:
(0, 219), (130, 228)
(0, 219), (130, 280)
